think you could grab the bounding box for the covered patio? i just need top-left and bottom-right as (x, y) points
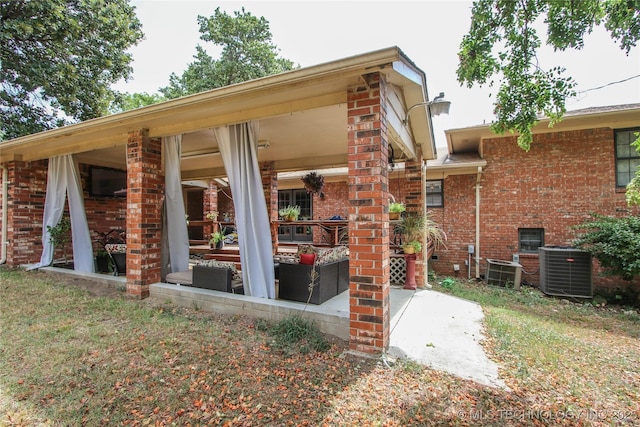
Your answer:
(0, 47), (439, 354)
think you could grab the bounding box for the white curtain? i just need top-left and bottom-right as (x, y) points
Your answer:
(162, 135), (190, 273)
(214, 122), (275, 298)
(29, 155), (94, 272)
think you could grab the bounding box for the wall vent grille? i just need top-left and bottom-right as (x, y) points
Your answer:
(539, 247), (592, 298)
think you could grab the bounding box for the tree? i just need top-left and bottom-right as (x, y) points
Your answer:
(0, 0), (143, 140)
(159, 7), (296, 99)
(109, 92), (166, 114)
(457, 0), (640, 152)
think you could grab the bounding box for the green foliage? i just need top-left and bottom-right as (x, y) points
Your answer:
(47, 217), (71, 263)
(109, 91), (166, 114)
(573, 214), (640, 281)
(268, 315), (329, 355)
(159, 7), (296, 99)
(0, 0), (144, 139)
(440, 277), (457, 290)
(209, 227), (226, 245)
(278, 205), (300, 220)
(389, 202), (406, 213)
(457, 0), (639, 151)
(626, 133), (640, 206)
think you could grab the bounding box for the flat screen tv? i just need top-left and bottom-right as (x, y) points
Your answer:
(89, 166), (127, 197)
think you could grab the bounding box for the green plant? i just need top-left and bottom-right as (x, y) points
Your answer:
(301, 172), (325, 199)
(389, 202), (406, 213)
(399, 213), (447, 250)
(440, 277), (457, 290)
(404, 240), (422, 253)
(209, 227), (226, 246)
(269, 315), (329, 354)
(278, 205), (301, 220)
(572, 214), (640, 281)
(47, 217), (72, 264)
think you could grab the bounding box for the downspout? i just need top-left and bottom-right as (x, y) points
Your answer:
(0, 165), (8, 264)
(422, 160), (430, 288)
(474, 166), (483, 279)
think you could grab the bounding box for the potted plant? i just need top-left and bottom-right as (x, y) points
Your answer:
(279, 205), (301, 222)
(403, 240), (422, 254)
(210, 227), (226, 249)
(47, 217), (72, 268)
(301, 172), (325, 199)
(399, 213), (446, 289)
(389, 201), (406, 220)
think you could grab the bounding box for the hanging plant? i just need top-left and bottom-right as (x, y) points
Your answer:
(301, 171), (325, 199)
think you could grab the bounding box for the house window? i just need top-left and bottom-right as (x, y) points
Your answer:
(426, 180), (443, 207)
(519, 228), (544, 254)
(615, 127), (640, 187)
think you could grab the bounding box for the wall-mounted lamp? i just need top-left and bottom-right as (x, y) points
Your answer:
(403, 92), (451, 125)
(182, 141), (270, 159)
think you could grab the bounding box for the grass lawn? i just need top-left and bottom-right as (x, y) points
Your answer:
(1, 268), (639, 426)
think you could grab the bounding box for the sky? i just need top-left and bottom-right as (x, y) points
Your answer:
(114, 0), (640, 147)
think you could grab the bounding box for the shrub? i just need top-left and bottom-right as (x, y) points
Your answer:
(573, 214), (640, 281)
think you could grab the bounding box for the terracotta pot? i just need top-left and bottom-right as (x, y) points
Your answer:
(390, 212), (401, 220)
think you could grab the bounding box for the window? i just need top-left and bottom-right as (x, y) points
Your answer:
(519, 228), (544, 254)
(278, 189), (313, 242)
(615, 127), (640, 187)
(426, 180), (443, 207)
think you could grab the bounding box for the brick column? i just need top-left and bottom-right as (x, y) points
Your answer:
(347, 72), (390, 353)
(404, 154), (426, 287)
(204, 181), (218, 237)
(126, 130), (163, 298)
(260, 161), (278, 253)
(2, 160), (48, 266)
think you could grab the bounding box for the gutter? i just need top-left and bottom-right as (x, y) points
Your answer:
(0, 165), (7, 264)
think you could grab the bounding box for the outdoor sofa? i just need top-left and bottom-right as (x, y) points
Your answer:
(165, 259), (243, 294)
(278, 245), (348, 305)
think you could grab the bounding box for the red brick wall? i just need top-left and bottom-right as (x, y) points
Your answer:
(431, 127), (640, 290)
(347, 72), (391, 354)
(80, 164), (127, 252)
(427, 174), (476, 279)
(2, 160), (48, 266)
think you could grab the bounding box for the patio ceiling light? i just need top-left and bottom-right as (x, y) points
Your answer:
(403, 92), (451, 125)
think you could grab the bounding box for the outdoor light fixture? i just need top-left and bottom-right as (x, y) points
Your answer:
(403, 92), (451, 125)
(182, 141), (270, 159)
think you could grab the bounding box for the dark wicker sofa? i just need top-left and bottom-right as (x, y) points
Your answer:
(278, 245), (348, 305)
(166, 260), (243, 294)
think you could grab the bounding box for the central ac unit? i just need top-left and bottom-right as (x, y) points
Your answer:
(539, 247), (592, 298)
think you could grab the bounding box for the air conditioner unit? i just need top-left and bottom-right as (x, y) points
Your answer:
(486, 259), (522, 289)
(539, 247), (592, 298)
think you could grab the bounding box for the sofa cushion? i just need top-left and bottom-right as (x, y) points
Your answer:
(196, 259), (241, 281)
(315, 245), (348, 265)
(166, 270), (193, 285)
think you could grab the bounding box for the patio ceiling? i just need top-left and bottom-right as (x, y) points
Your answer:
(0, 47), (438, 178)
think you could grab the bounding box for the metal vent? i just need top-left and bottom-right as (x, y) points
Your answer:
(539, 247), (592, 298)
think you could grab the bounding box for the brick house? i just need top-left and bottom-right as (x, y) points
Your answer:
(0, 47), (438, 354)
(426, 104), (640, 292)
